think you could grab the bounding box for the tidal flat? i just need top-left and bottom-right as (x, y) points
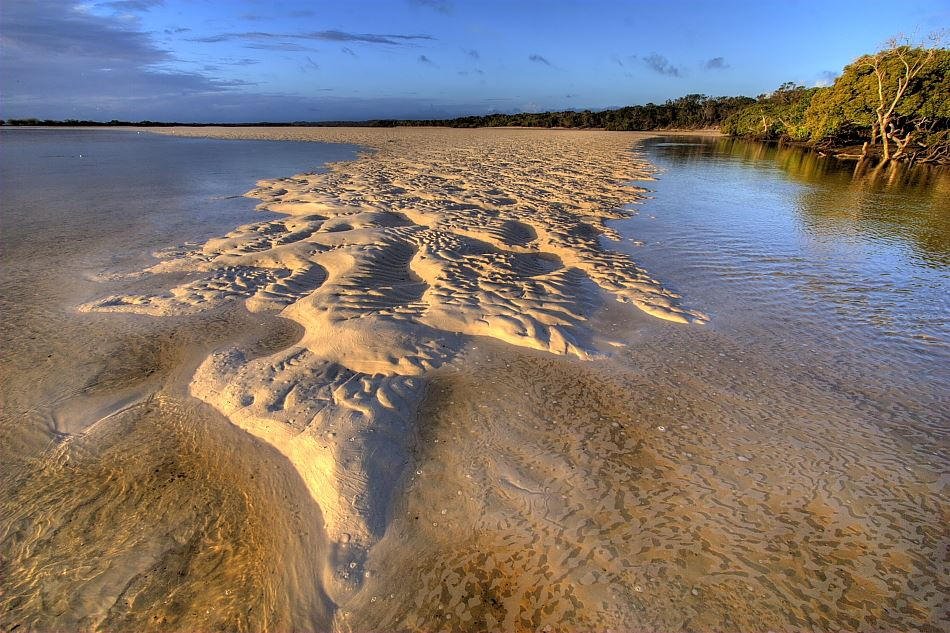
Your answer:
(1, 127), (947, 632)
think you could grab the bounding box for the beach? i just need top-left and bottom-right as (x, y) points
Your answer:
(80, 126), (705, 612)
(1, 127), (946, 632)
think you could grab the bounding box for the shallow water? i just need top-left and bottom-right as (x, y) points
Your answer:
(1, 129), (947, 632)
(0, 129), (359, 631)
(1, 128), (360, 443)
(349, 137), (949, 631)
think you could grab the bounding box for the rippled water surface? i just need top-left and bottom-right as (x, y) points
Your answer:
(353, 137), (949, 632)
(635, 138), (949, 366)
(0, 129), (359, 632)
(1, 129), (947, 632)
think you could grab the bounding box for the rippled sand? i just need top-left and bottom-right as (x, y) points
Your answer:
(79, 127), (703, 603)
(2, 127), (946, 632)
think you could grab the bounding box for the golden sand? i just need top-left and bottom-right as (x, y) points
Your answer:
(79, 127), (704, 603)
(4, 127), (944, 632)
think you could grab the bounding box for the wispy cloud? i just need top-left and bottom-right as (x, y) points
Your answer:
(466, 48), (480, 60)
(191, 30), (434, 46)
(643, 53), (680, 77)
(190, 34), (230, 43)
(244, 42), (318, 52)
(341, 46), (357, 57)
(98, 0), (164, 11)
(411, 0), (452, 14)
(528, 54), (551, 66)
(815, 70), (839, 87)
(418, 54), (434, 65)
(612, 54), (637, 68)
(1, 0), (245, 119)
(7, 1), (169, 65)
(703, 56), (729, 70)
(221, 57), (260, 66)
(306, 30), (432, 44)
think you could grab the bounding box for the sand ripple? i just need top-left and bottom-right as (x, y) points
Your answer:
(81, 128), (704, 600)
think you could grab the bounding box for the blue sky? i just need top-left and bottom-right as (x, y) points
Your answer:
(2, 0), (947, 122)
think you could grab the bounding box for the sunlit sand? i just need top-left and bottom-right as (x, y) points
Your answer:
(2, 127), (945, 632)
(82, 126), (704, 604)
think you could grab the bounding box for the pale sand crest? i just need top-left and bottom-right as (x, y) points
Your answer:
(81, 127), (704, 602)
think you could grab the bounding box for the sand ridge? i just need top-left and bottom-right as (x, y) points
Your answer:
(81, 127), (705, 602)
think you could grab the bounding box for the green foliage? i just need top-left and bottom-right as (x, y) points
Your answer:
(803, 47), (950, 143)
(724, 40), (949, 162)
(721, 84), (819, 141)
(361, 94), (755, 131)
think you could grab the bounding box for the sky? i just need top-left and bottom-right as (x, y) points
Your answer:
(2, 0), (947, 122)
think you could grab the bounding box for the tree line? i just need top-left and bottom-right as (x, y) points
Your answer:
(2, 95), (753, 133)
(357, 94), (755, 131)
(5, 37), (946, 164)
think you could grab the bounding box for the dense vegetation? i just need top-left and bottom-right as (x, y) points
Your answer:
(6, 38), (946, 163)
(723, 39), (949, 164)
(2, 95), (753, 132)
(360, 94), (755, 130)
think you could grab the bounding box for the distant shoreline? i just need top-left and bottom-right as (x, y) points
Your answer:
(0, 121), (722, 134)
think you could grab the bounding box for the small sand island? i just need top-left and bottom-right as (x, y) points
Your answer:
(81, 126), (705, 597)
(2, 2), (948, 632)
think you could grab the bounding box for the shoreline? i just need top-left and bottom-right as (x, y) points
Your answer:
(1, 123), (725, 135)
(2, 127), (946, 631)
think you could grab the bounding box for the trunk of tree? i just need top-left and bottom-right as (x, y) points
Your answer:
(879, 113), (891, 162)
(869, 41), (940, 164)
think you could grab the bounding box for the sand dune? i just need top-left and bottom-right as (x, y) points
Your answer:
(82, 127), (705, 603)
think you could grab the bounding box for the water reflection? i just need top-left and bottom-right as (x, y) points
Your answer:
(654, 137), (950, 268)
(355, 136), (948, 631)
(0, 130), (359, 631)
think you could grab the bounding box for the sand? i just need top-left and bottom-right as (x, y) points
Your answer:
(4, 127), (945, 632)
(80, 127), (704, 606)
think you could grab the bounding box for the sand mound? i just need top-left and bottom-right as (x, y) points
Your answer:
(82, 127), (705, 601)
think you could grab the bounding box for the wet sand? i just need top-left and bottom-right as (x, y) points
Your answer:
(77, 127), (703, 607)
(2, 127), (947, 632)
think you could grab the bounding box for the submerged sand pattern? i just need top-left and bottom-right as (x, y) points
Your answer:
(82, 128), (703, 599)
(6, 128), (946, 632)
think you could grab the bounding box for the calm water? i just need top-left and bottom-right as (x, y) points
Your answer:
(1, 128), (360, 280)
(634, 138), (949, 361)
(1, 130), (947, 632)
(623, 138), (949, 399)
(353, 136), (950, 631)
(0, 129), (360, 632)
